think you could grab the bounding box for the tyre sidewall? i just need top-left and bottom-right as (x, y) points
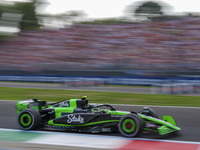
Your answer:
(18, 109), (41, 130)
(149, 108), (158, 118)
(118, 114), (142, 137)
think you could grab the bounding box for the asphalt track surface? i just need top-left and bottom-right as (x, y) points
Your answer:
(0, 82), (200, 148)
(1, 100), (200, 142)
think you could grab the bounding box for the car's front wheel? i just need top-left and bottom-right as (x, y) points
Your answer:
(139, 107), (158, 118)
(118, 114), (143, 137)
(17, 109), (41, 130)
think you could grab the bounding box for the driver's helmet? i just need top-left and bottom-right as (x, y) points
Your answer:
(81, 96), (87, 100)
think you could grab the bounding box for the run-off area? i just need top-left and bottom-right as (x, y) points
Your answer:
(0, 129), (200, 150)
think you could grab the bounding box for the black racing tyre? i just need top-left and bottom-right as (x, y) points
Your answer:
(17, 109), (41, 130)
(149, 108), (158, 118)
(139, 107), (158, 118)
(118, 114), (143, 137)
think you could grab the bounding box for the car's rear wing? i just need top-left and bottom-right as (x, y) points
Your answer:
(15, 98), (46, 114)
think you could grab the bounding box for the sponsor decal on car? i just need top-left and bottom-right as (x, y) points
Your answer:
(111, 115), (122, 118)
(67, 114), (84, 123)
(45, 125), (75, 129)
(145, 122), (157, 128)
(59, 102), (69, 107)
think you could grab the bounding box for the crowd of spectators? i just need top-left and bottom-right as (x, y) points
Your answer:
(1, 17), (200, 72)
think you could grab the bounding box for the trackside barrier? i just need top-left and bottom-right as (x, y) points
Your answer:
(59, 79), (105, 87)
(193, 84), (200, 93)
(171, 84), (183, 94)
(151, 83), (200, 94)
(181, 83), (193, 94)
(2, 75), (200, 88)
(151, 84), (173, 94)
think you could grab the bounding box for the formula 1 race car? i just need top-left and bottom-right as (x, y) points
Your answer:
(15, 96), (181, 137)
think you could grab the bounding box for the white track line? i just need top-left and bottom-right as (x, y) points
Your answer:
(1, 128), (200, 145)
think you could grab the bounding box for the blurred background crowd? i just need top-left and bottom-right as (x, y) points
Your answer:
(1, 17), (200, 72)
(1, 0), (200, 77)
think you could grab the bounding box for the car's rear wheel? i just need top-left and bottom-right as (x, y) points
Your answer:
(17, 109), (41, 130)
(118, 114), (143, 137)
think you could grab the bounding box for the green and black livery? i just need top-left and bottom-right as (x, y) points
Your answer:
(15, 96), (181, 137)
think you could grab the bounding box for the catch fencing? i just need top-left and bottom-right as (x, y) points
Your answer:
(1, 75), (200, 94)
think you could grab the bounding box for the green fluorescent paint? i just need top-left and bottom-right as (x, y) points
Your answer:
(110, 111), (129, 115)
(31, 106), (46, 111)
(69, 99), (77, 108)
(15, 102), (29, 114)
(158, 125), (176, 135)
(48, 120), (119, 126)
(15, 99), (48, 114)
(95, 109), (129, 116)
(138, 114), (181, 131)
(54, 99), (78, 118)
(31, 106), (39, 110)
(143, 128), (158, 132)
(122, 119), (136, 133)
(162, 115), (177, 126)
(20, 114), (32, 126)
(54, 107), (74, 118)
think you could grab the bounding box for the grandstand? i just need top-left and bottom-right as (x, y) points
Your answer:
(1, 17), (200, 76)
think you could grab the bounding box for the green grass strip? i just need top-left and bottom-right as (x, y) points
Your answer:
(0, 87), (200, 107)
(0, 130), (43, 142)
